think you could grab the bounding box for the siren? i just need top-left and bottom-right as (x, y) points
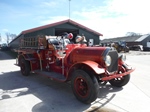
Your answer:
(67, 33), (73, 39)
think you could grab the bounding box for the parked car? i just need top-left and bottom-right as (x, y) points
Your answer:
(0, 43), (9, 51)
(143, 46), (150, 51)
(129, 45), (143, 51)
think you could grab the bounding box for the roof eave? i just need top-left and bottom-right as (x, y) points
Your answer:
(22, 19), (103, 36)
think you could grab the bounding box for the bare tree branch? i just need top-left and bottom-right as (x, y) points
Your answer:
(5, 32), (10, 44)
(5, 33), (17, 44)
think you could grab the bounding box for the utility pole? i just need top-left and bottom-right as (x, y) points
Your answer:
(69, 0), (71, 19)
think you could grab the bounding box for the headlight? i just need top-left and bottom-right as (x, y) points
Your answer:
(104, 55), (111, 67)
(120, 54), (126, 61)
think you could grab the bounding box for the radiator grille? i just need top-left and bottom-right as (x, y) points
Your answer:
(107, 51), (118, 72)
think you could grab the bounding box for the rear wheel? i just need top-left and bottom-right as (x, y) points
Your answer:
(20, 58), (30, 76)
(71, 70), (99, 104)
(109, 66), (130, 87)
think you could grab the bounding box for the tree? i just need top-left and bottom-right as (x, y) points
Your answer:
(5, 32), (10, 44)
(10, 34), (17, 40)
(5, 33), (17, 44)
(126, 32), (141, 36)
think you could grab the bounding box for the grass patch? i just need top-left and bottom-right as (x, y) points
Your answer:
(3, 50), (18, 59)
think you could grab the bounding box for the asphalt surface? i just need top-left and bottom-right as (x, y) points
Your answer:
(0, 50), (150, 112)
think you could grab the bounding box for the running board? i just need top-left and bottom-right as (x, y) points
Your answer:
(34, 70), (66, 82)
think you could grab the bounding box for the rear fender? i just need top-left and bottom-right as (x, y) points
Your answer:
(18, 54), (26, 65)
(18, 54), (38, 71)
(18, 53), (31, 61)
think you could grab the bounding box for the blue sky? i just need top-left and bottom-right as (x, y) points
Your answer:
(0, 0), (150, 43)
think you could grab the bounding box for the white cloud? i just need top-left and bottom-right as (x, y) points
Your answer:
(40, 1), (57, 7)
(2, 29), (9, 32)
(37, 0), (150, 39)
(72, 0), (150, 38)
(108, 0), (150, 15)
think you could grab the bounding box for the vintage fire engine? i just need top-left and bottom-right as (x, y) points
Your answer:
(16, 33), (134, 104)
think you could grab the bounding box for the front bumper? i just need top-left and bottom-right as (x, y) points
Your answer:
(101, 68), (135, 81)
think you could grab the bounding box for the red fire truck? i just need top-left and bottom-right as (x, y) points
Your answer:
(16, 33), (134, 104)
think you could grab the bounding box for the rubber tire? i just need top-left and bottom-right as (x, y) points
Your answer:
(20, 58), (30, 76)
(109, 67), (130, 87)
(71, 69), (99, 104)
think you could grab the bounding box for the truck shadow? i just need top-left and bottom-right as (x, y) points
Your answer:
(0, 71), (123, 112)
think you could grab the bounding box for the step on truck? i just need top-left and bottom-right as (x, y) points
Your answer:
(16, 33), (135, 104)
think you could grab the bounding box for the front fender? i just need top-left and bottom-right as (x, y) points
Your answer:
(81, 61), (105, 74)
(69, 61), (105, 74)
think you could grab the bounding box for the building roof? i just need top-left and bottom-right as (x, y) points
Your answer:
(101, 35), (142, 43)
(9, 19), (103, 45)
(135, 34), (150, 42)
(22, 19), (103, 36)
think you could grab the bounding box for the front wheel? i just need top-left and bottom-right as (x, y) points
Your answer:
(71, 70), (99, 104)
(109, 66), (130, 87)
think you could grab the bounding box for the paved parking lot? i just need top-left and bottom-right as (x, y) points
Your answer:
(0, 51), (150, 112)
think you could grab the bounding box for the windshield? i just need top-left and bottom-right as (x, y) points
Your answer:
(48, 38), (71, 45)
(48, 38), (59, 45)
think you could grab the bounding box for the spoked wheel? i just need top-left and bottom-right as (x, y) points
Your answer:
(20, 58), (30, 76)
(75, 77), (88, 97)
(109, 66), (130, 87)
(71, 70), (99, 104)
